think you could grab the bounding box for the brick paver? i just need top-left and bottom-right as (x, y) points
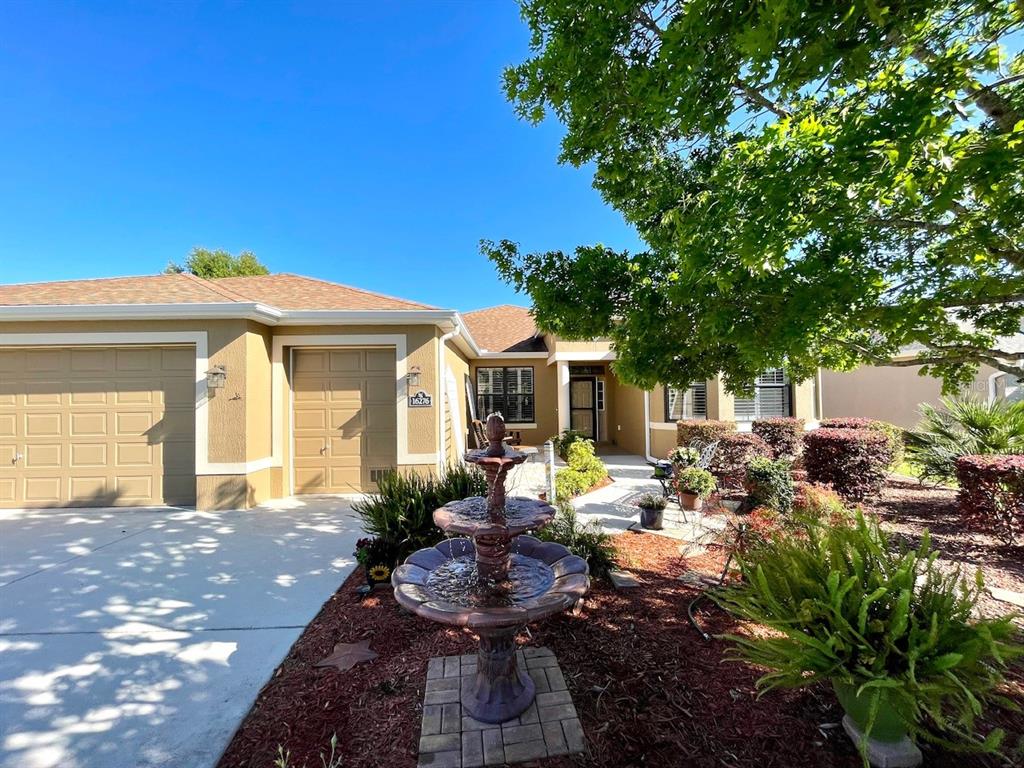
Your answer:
(417, 647), (585, 767)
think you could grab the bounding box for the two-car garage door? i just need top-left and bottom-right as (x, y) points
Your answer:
(0, 346), (196, 508)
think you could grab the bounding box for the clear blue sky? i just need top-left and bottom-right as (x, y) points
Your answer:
(0, 1), (642, 311)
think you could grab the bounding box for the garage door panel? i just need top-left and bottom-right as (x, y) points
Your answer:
(70, 412), (107, 436)
(115, 348), (155, 371)
(292, 348), (396, 494)
(115, 475), (154, 500)
(69, 385), (109, 405)
(24, 383), (63, 406)
(23, 476), (61, 502)
(70, 443), (107, 467)
(24, 350), (62, 372)
(115, 385), (156, 405)
(116, 411), (154, 436)
(25, 444), (61, 468)
(25, 413), (61, 436)
(70, 349), (110, 371)
(0, 345), (196, 508)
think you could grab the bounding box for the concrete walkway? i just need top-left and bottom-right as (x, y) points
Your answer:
(0, 497), (364, 768)
(572, 452), (663, 532)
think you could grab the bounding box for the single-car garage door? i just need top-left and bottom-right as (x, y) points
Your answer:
(0, 346), (196, 508)
(292, 348), (397, 493)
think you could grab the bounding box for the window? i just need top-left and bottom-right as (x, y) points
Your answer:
(596, 380), (606, 412)
(734, 368), (792, 420)
(476, 367), (535, 424)
(665, 382), (707, 420)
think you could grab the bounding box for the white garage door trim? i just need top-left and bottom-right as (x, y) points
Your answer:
(271, 334), (437, 495)
(0, 331), (233, 477)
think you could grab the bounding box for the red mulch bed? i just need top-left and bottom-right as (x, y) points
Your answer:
(217, 483), (1024, 768)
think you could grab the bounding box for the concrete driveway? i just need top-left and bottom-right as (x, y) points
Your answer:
(0, 498), (364, 768)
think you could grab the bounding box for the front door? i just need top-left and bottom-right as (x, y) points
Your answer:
(569, 377), (597, 440)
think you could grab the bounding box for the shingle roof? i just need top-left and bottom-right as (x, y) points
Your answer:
(213, 273), (436, 310)
(0, 272), (435, 311)
(462, 304), (547, 353)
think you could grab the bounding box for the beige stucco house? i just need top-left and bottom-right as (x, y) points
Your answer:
(0, 276), (818, 511)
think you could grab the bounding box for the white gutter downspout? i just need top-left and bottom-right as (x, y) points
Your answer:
(643, 391), (656, 462)
(438, 324), (461, 475)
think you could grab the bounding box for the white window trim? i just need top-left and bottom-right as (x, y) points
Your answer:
(0, 331), (254, 477)
(271, 335), (437, 495)
(474, 365), (537, 426)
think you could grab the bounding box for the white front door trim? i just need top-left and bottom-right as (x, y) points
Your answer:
(0, 331), (225, 475)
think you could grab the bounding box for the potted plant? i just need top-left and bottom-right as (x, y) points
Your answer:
(668, 445), (700, 470)
(636, 493), (667, 530)
(674, 467), (716, 511)
(354, 537), (395, 587)
(713, 510), (1024, 767)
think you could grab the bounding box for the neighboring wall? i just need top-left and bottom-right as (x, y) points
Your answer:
(822, 364), (996, 429)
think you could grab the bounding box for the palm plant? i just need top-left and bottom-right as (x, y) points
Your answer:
(905, 396), (1024, 483)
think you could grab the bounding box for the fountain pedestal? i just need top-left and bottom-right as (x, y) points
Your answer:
(392, 413), (589, 723)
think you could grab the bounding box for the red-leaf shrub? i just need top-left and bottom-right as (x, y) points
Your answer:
(803, 428), (893, 500)
(955, 455), (1024, 545)
(819, 417), (904, 468)
(752, 417), (805, 458)
(677, 419), (735, 445)
(708, 432), (772, 488)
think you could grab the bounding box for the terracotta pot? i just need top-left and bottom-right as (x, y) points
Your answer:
(678, 492), (703, 511)
(832, 681), (909, 744)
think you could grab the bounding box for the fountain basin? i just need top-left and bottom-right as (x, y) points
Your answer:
(392, 535), (588, 630)
(434, 496), (556, 537)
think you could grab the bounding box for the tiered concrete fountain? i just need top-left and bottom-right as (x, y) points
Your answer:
(392, 413), (589, 723)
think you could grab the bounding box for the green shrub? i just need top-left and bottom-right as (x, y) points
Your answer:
(537, 502), (618, 579)
(906, 396), (1024, 483)
(550, 428), (590, 460)
(713, 511), (1024, 760)
(793, 482), (850, 523)
(744, 457), (794, 513)
(554, 439), (607, 500)
(673, 467), (717, 499)
(677, 419), (735, 445)
(352, 465), (487, 561)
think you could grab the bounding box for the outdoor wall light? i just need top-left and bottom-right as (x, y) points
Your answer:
(407, 365), (422, 388)
(206, 365), (227, 389)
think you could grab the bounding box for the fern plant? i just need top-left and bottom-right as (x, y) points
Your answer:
(906, 396), (1024, 483)
(536, 502), (617, 579)
(712, 511), (1022, 762)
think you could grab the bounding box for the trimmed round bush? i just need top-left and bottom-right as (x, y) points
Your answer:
(708, 432), (772, 488)
(555, 439), (608, 499)
(752, 417), (805, 459)
(955, 455), (1024, 545)
(677, 419), (735, 446)
(820, 417), (904, 469)
(803, 428), (893, 500)
(745, 457), (794, 513)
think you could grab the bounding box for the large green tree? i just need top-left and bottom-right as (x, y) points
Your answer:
(165, 248), (269, 278)
(485, 0), (1024, 392)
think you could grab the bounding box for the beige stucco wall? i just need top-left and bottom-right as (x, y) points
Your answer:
(443, 340), (470, 466)
(469, 357), (559, 446)
(609, 377), (647, 456)
(822, 364), (996, 429)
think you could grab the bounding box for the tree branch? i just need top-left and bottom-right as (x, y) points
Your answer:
(732, 79), (791, 118)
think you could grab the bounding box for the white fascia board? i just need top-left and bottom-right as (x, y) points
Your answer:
(477, 351), (549, 359)
(273, 309), (462, 326)
(547, 350), (617, 364)
(0, 302), (282, 323)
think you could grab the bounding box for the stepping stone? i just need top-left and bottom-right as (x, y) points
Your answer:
(989, 587), (1024, 608)
(608, 569), (643, 589)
